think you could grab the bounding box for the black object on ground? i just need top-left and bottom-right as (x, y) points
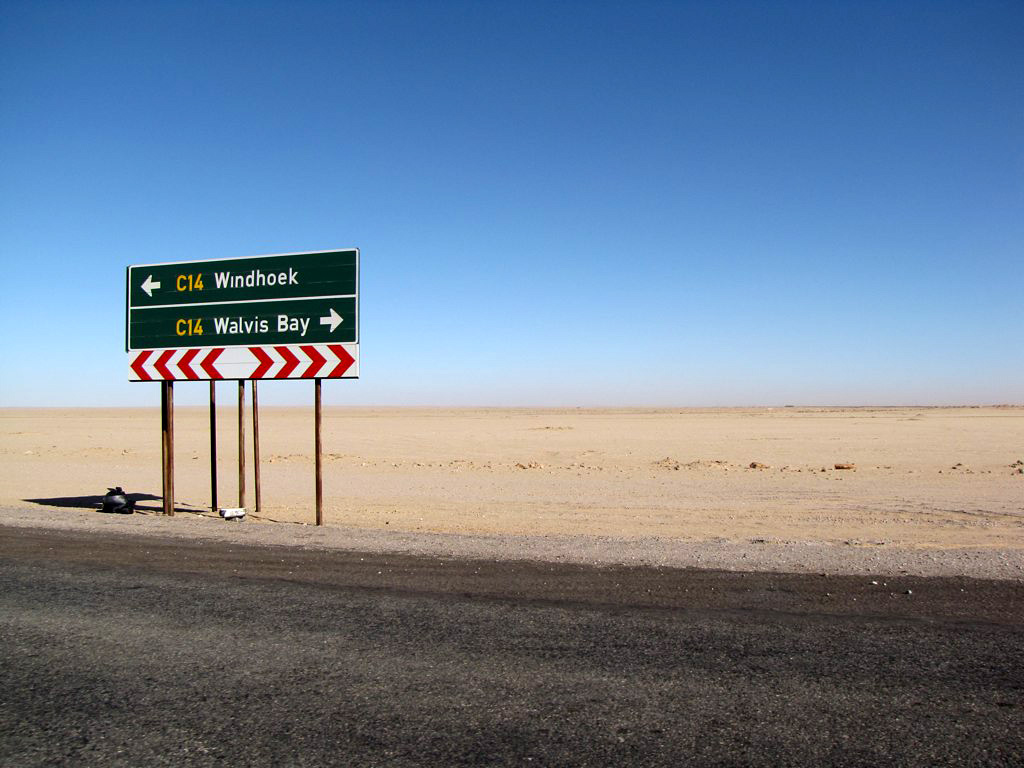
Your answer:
(101, 487), (134, 514)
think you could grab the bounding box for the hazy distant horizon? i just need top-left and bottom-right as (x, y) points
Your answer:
(1, 398), (1020, 411)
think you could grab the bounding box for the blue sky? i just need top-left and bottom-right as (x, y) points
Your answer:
(1, 0), (1021, 406)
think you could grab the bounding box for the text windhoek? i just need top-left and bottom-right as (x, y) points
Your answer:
(214, 268), (299, 289)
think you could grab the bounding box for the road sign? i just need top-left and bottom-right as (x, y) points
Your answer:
(127, 249), (358, 380)
(130, 344), (356, 381)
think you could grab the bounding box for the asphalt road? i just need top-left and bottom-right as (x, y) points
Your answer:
(1, 525), (1022, 766)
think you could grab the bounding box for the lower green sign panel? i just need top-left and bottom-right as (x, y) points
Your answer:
(128, 297), (357, 350)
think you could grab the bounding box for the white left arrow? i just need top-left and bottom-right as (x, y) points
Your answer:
(319, 308), (343, 332)
(141, 275), (161, 297)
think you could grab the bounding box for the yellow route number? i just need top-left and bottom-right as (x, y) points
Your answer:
(177, 273), (204, 292)
(176, 318), (204, 336)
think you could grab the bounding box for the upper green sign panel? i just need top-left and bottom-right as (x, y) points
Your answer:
(128, 250), (357, 308)
(126, 249), (359, 351)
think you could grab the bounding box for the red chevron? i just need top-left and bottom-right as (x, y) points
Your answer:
(200, 348), (223, 379)
(250, 347), (274, 379)
(178, 349), (200, 380)
(154, 350), (175, 380)
(327, 345), (355, 377)
(301, 345), (326, 378)
(276, 346), (300, 378)
(131, 350), (153, 381)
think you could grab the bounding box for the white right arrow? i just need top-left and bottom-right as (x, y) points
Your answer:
(141, 275), (161, 297)
(319, 308), (343, 332)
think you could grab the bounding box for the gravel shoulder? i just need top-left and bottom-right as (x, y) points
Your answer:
(3, 504), (1022, 581)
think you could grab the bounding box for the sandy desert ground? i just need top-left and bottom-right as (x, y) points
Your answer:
(2, 405), (1022, 576)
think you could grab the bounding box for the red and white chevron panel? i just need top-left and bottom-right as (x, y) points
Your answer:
(129, 344), (358, 381)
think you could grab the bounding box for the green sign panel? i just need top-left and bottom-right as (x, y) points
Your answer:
(126, 249), (359, 351)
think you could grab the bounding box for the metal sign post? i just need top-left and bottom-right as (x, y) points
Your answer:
(161, 381), (175, 516)
(315, 378), (323, 526)
(253, 380), (261, 514)
(237, 381), (246, 509)
(209, 381), (218, 512)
